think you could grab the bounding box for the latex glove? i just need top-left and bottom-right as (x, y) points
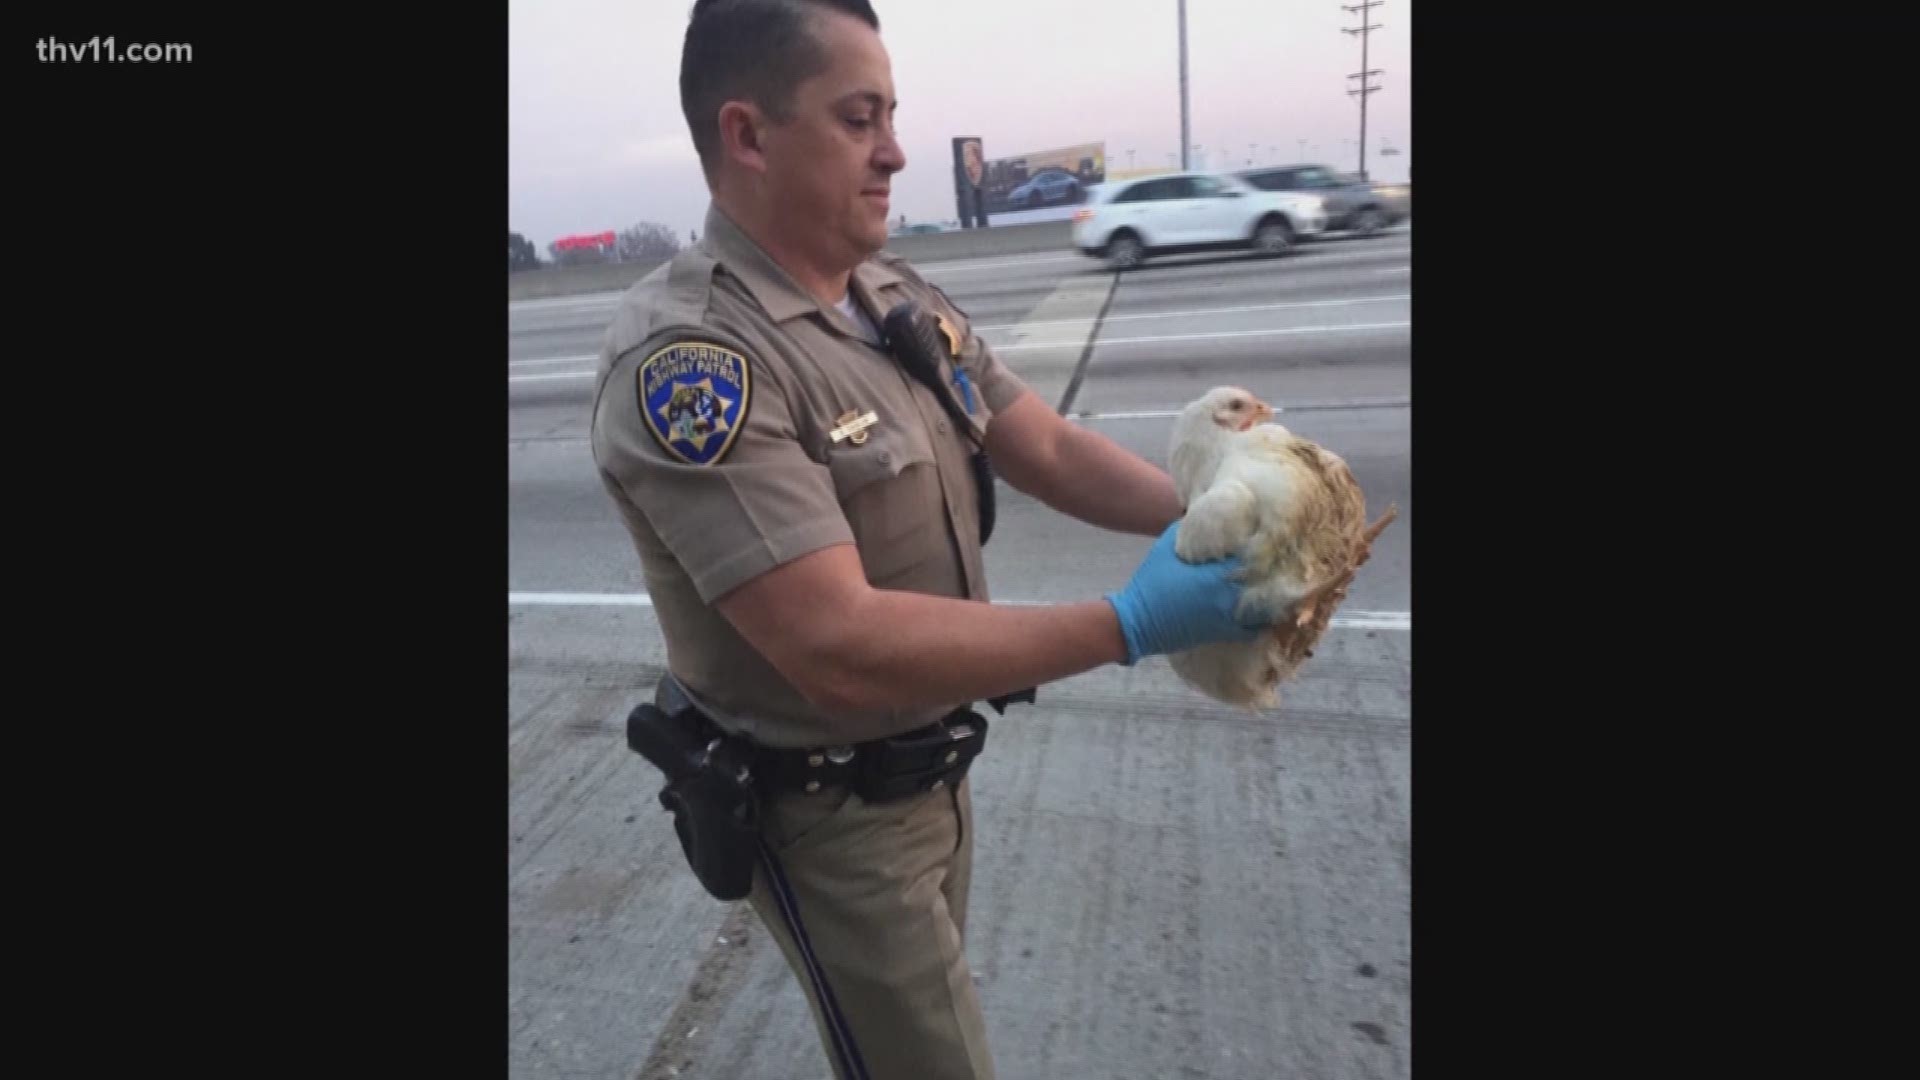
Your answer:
(1105, 521), (1264, 666)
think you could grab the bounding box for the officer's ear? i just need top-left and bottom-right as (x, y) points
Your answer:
(716, 100), (770, 175)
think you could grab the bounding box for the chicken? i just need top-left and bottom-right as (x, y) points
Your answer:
(1165, 386), (1398, 709)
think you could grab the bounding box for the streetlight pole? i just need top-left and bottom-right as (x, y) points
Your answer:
(1178, 0), (1190, 171)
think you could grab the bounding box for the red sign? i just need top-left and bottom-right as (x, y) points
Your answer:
(553, 231), (616, 252)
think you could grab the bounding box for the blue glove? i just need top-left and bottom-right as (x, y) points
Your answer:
(1105, 521), (1265, 666)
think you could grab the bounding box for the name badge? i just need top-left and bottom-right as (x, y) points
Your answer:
(831, 410), (878, 445)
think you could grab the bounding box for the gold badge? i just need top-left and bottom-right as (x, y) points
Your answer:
(935, 314), (962, 357)
(831, 410), (878, 446)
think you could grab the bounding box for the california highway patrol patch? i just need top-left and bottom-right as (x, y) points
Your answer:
(636, 341), (751, 466)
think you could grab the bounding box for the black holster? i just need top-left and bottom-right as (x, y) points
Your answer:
(852, 709), (990, 803)
(624, 680), (762, 901)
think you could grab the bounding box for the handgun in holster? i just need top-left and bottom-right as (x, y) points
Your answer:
(624, 676), (762, 902)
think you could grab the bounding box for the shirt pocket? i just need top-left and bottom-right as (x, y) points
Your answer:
(825, 422), (946, 582)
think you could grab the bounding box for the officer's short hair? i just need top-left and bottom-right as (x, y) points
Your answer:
(680, 0), (882, 181)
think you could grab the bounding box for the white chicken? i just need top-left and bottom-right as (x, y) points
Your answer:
(1165, 386), (1397, 709)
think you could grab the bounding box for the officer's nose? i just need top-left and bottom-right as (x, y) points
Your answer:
(874, 127), (906, 175)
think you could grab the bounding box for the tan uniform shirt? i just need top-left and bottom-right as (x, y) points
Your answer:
(590, 206), (1030, 749)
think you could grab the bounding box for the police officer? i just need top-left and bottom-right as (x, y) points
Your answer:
(589, 2), (1266, 1077)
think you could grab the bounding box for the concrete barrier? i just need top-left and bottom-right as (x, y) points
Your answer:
(507, 258), (670, 301)
(882, 221), (1073, 262)
(508, 221), (1077, 302)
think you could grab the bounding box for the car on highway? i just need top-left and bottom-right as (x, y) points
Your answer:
(1008, 168), (1083, 209)
(1070, 171), (1327, 270)
(1369, 181), (1411, 222)
(1235, 164), (1405, 235)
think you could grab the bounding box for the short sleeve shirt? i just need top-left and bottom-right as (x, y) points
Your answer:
(589, 205), (1031, 748)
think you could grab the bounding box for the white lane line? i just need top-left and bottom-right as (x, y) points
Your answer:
(512, 591), (655, 606)
(1330, 611), (1412, 632)
(509, 294), (624, 312)
(1300, 247), (1411, 264)
(508, 591), (1410, 631)
(1375, 267), (1410, 275)
(974, 294), (1407, 335)
(510, 354), (599, 368)
(995, 320), (1410, 352)
(511, 371), (597, 384)
(1121, 246), (1410, 275)
(921, 253), (1084, 275)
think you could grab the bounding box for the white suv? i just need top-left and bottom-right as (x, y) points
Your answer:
(1071, 171), (1327, 270)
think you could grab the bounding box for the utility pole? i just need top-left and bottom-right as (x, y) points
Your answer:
(1342, 2), (1383, 181)
(1178, 0), (1191, 171)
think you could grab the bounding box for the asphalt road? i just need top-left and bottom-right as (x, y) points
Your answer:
(510, 227), (1412, 1080)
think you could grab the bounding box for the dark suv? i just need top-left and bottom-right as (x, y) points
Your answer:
(1236, 164), (1404, 236)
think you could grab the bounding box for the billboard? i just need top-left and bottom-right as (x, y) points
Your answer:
(979, 141), (1106, 216)
(552, 231), (615, 253)
(951, 137), (989, 228)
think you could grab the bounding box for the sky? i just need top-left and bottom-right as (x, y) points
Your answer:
(508, 0), (1413, 253)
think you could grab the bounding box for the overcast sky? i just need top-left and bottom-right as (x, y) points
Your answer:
(509, 0), (1413, 251)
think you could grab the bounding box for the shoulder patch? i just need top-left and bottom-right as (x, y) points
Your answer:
(635, 341), (752, 466)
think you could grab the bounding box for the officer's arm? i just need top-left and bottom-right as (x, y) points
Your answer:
(714, 543), (1127, 718)
(983, 390), (1185, 536)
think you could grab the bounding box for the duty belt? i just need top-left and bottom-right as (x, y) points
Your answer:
(758, 714), (985, 802)
(626, 675), (1036, 900)
(651, 675), (1030, 803)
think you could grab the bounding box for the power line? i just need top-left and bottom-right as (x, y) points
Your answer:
(1342, 2), (1383, 181)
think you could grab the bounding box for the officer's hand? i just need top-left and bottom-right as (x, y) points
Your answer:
(1105, 521), (1264, 666)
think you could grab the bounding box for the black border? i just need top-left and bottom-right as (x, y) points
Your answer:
(21, 12), (500, 1067)
(1414, 12), (1887, 1073)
